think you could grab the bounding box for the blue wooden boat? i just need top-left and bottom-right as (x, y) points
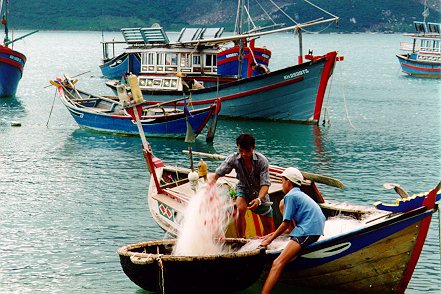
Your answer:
(0, 0), (37, 97)
(100, 51), (141, 79)
(49, 77), (220, 141)
(0, 45), (26, 97)
(396, 4), (441, 78)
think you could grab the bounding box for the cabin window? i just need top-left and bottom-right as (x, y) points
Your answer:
(205, 54), (216, 66)
(192, 55), (202, 73)
(193, 55), (201, 65)
(433, 40), (440, 52)
(157, 54), (164, 65)
(147, 53), (155, 65)
(165, 53), (178, 65)
(180, 53), (191, 67)
(203, 54), (217, 73)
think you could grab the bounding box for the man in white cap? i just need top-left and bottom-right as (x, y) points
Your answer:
(260, 167), (325, 294)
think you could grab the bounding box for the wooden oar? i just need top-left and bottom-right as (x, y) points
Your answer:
(182, 150), (345, 189)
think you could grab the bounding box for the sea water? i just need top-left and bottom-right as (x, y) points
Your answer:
(0, 31), (440, 293)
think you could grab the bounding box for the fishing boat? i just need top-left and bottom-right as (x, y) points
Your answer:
(121, 103), (441, 293)
(49, 76), (220, 142)
(105, 0), (342, 124)
(0, 0), (37, 97)
(117, 238), (266, 293)
(396, 1), (441, 78)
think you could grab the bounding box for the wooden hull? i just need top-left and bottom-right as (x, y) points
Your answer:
(0, 46), (26, 97)
(266, 206), (436, 293)
(117, 239), (266, 293)
(396, 53), (441, 78)
(143, 161), (440, 293)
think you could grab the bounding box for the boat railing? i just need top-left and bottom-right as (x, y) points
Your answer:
(399, 42), (414, 51)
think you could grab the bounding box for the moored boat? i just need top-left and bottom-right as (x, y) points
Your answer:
(122, 103), (441, 293)
(105, 0), (342, 124)
(49, 76), (220, 142)
(396, 2), (441, 78)
(0, 0), (37, 97)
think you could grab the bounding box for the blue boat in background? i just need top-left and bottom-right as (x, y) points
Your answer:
(50, 77), (220, 142)
(0, 45), (26, 97)
(0, 0), (37, 97)
(100, 50), (141, 79)
(396, 3), (441, 78)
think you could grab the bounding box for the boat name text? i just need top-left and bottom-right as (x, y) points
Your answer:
(284, 69), (309, 80)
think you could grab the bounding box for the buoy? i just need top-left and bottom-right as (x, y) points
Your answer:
(188, 171), (199, 192)
(197, 159), (208, 181)
(10, 121), (21, 127)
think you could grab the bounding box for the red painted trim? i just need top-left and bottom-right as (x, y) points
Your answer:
(401, 62), (441, 72)
(396, 186), (438, 292)
(0, 56), (24, 72)
(251, 212), (263, 236)
(144, 147), (163, 194)
(158, 76), (304, 107)
(0, 45), (26, 61)
(313, 51), (337, 121)
(211, 76), (304, 103)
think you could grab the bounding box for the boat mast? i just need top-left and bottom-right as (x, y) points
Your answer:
(235, 0), (245, 79)
(422, 0), (429, 24)
(1, 0), (9, 46)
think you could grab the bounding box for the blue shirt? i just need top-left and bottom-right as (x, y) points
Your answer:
(283, 187), (325, 237)
(215, 151), (271, 203)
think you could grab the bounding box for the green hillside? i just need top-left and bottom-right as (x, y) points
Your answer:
(5, 0), (441, 32)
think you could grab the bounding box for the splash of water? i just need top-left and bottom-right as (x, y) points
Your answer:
(173, 183), (233, 256)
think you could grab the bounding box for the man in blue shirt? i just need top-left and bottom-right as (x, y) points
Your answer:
(260, 167), (325, 294)
(210, 133), (275, 238)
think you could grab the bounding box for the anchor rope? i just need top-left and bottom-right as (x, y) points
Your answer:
(46, 89), (58, 128)
(338, 58), (356, 129)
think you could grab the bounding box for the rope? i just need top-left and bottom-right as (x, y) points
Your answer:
(243, 5), (257, 31)
(338, 57), (356, 129)
(255, 0), (277, 25)
(268, 0), (298, 25)
(303, 0), (338, 19)
(46, 89), (58, 128)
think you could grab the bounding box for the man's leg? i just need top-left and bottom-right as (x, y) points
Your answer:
(259, 214), (275, 235)
(261, 240), (301, 294)
(235, 196), (248, 238)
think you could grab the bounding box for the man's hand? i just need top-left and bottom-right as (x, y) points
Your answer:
(247, 198), (261, 210)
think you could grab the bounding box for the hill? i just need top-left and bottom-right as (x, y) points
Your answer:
(6, 0), (441, 33)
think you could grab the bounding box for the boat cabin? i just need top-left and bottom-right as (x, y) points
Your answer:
(400, 21), (441, 63)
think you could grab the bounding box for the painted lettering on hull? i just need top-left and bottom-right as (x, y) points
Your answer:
(284, 69), (309, 80)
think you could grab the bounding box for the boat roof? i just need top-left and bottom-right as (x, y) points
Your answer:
(121, 26), (225, 46)
(403, 21), (441, 38)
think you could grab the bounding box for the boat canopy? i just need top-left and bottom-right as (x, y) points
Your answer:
(121, 27), (170, 45)
(177, 27), (224, 43)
